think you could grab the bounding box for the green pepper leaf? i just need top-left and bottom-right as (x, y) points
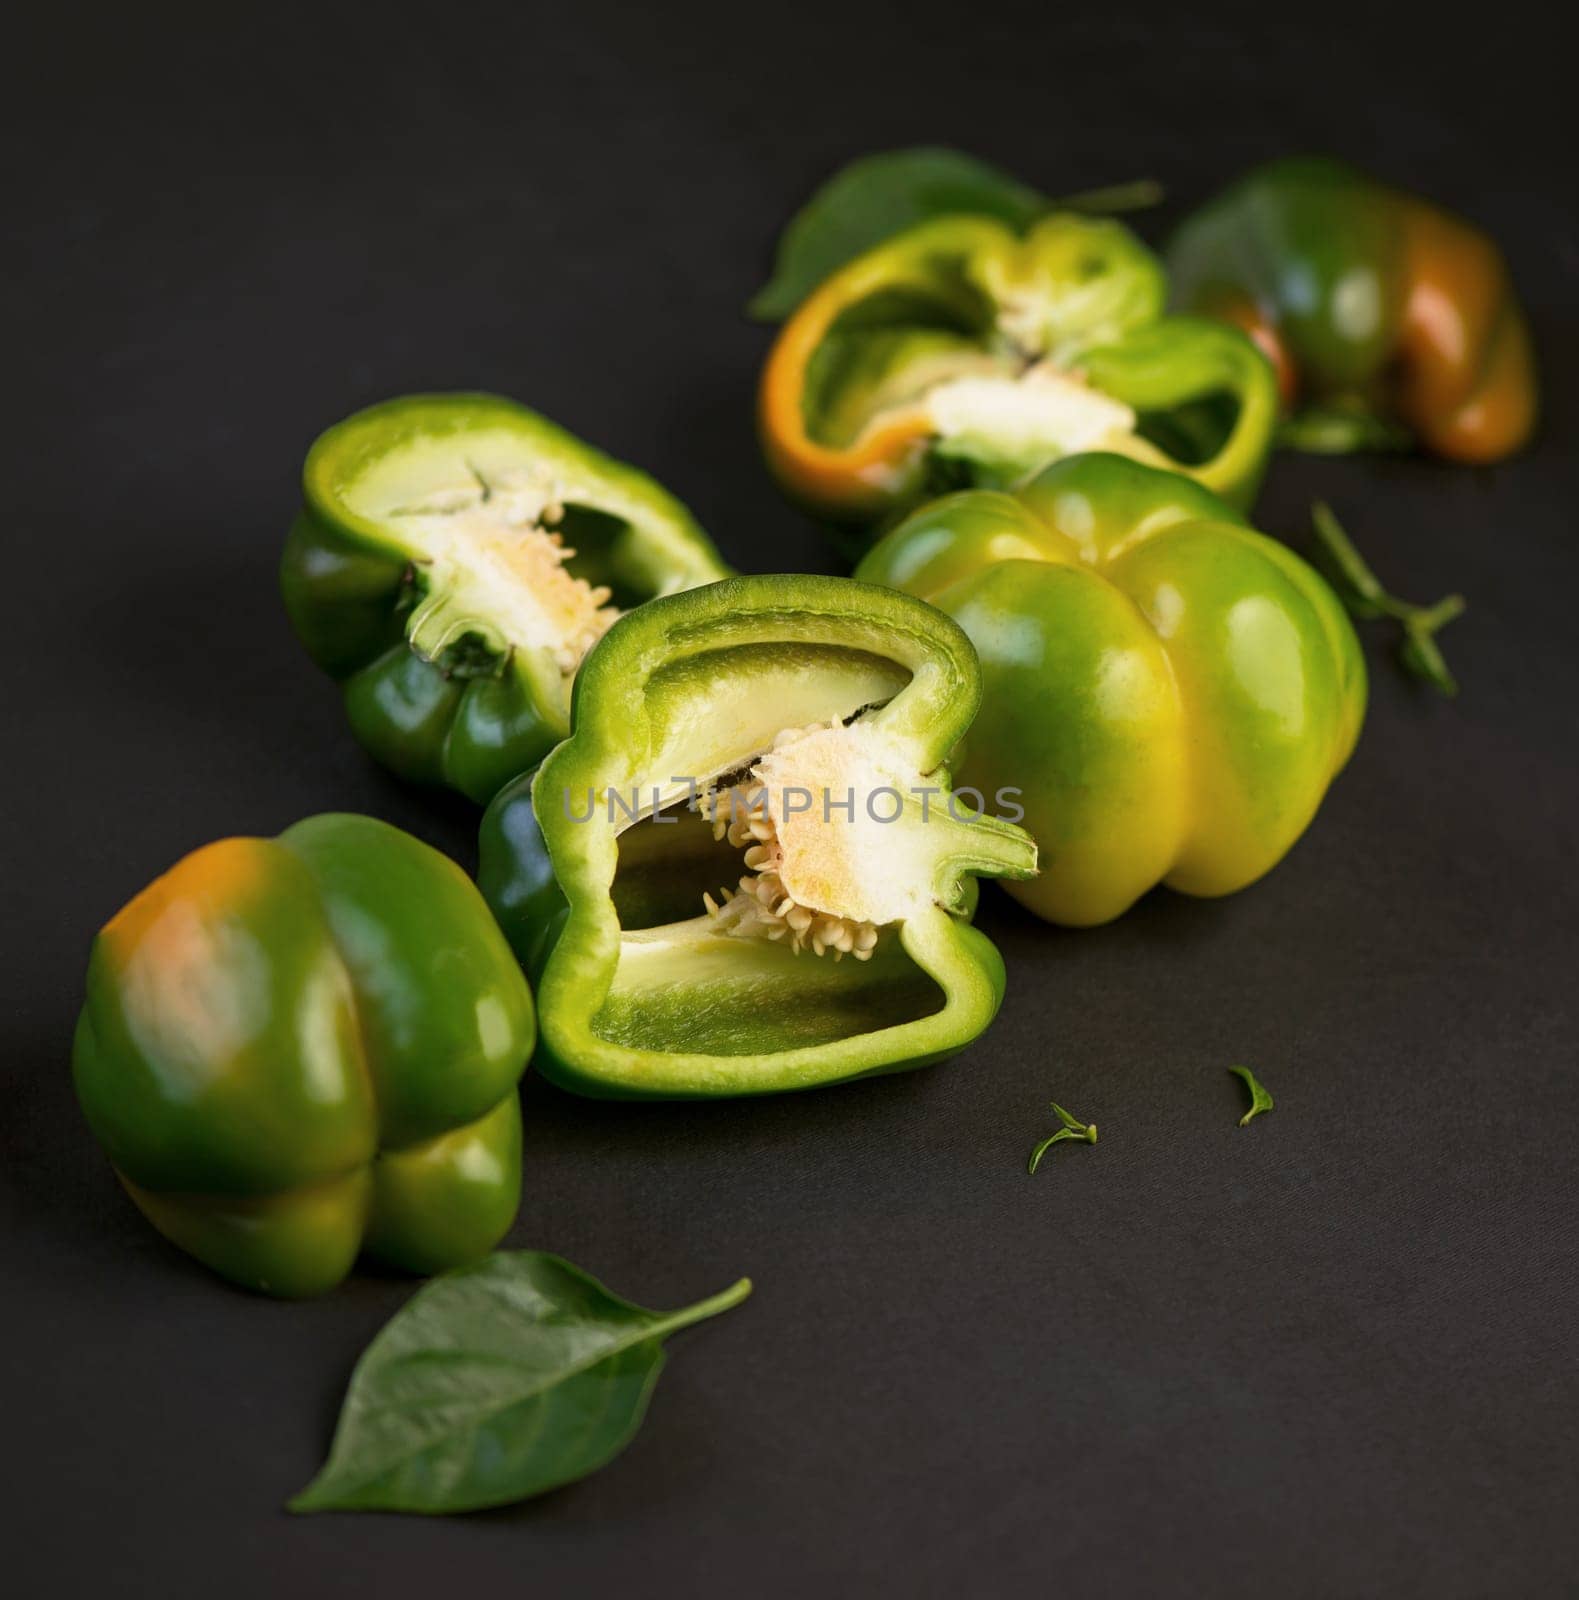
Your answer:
(1228, 1065), (1274, 1127)
(288, 1253), (751, 1515)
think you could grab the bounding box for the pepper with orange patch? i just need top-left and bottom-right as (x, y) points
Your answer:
(72, 815), (534, 1296)
(1167, 157), (1537, 462)
(757, 212), (1279, 548)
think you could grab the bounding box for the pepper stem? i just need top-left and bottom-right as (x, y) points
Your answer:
(1278, 402), (1414, 455)
(1046, 178), (1165, 216)
(1310, 502), (1465, 697)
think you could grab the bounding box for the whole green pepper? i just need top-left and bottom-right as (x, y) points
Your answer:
(1168, 157), (1537, 461)
(281, 394), (732, 804)
(478, 574), (1038, 1098)
(72, 815), (534, 1297)
(758, 213), (1278, 542)
(856, 454), (1366, 926)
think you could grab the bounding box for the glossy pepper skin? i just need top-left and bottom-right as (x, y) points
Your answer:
(282, 394), (731, 805)
(72, 815), (535, 1297)
(856, 454), (1366, 927)
(477, 575), (1038, 1098)
(1168, 157), (1537, 462)
(759, 213), (1278, 542)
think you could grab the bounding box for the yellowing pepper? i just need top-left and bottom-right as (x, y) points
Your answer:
(856, 454), (1366, 926)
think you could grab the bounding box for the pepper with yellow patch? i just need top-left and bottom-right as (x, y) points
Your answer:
(856, 454), (1366, 926)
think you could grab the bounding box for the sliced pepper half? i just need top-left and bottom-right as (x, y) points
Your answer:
(72, 815), (534, 1296)
(1167, 157), (1538, 461)
(856, 454), (1366, 927)
(759, 213), (1278, 539)
(478, 574), (1038, 1098)
(281, 394), (732, 804)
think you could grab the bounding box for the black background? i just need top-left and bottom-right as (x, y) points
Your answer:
(6, 4), (1577, 1594)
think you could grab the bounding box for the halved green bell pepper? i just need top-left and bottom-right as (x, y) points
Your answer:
(72, 815), (534, 1297)
(856, 454), (1366, 926)
(281, 394), (732, 804)
(477, 574), (1038, 1098)
(1168, 157), (1537, 461)
(759, 213), (1278, 541)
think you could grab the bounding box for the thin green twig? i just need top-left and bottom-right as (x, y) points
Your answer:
(1310, 502), (1466, 696)
(1028, 1101), (1098, 1174)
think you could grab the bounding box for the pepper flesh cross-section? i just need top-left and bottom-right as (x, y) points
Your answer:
(478, 574), (1038, 1098)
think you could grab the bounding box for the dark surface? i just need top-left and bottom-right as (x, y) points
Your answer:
(5, 4), (1576, 1594)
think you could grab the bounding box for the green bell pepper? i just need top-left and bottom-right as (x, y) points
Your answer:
(855, 454), (1366, 927)
(1168, 156), (1537, 461)
(72, 814), (534, 1297)
(281, 394), (732, 804)
(759, 213), (1278, 542)
(477, 574), (1038, 1098)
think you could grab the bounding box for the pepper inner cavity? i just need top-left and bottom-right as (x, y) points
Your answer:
(390, 463), (620, 673)
(823, 283), (1140, 468)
